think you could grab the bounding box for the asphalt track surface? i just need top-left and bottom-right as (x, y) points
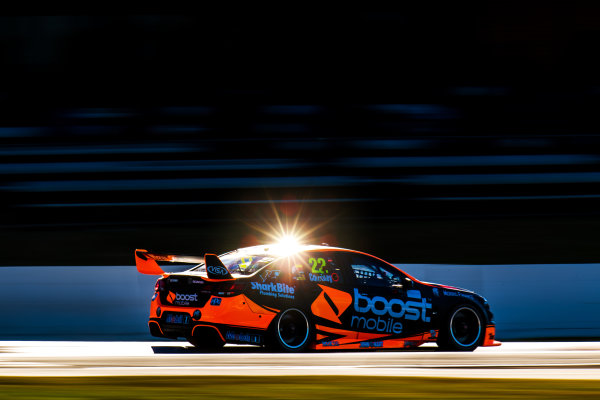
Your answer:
(0, 341), (599, 379)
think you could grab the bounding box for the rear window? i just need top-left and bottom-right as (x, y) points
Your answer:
(192, 245), (282, 276)
(219, 253), (278, 275)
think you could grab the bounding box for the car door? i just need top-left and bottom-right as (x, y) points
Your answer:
(346, 253), (432, 340)
(295, 251), (357, 340)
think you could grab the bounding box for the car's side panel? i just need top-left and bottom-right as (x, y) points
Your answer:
(148, 292), (276, 340)
(200, 294), (276, 329)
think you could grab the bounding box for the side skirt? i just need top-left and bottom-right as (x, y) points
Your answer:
(311, 331), (438, 350)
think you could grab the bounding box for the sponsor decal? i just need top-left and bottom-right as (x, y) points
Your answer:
(192, 280), (204, 285)
(309, 257), (329, 274)
(152, 255), (173, 262)
(167, 291), (198, 305)
(310, 285), (353, 324)
(261, 270), (280, 282)
(207, 265), (229, 276)
(351, 289), (432, 333)
(351, 315), (403, 334)
(432, 288), (440, 296)
(167, 291), (176, 303)
(309, 272), (339, 283)
(210, 297), (222, 306)
(322, 340), (340, 347)
(250, 281), (295, 299)
(225, 330), (262, 344)
(442, 290), (474, 300)
(430, 329), (438, 339)
(165, 313), (190, 324)
(360, 341), (383, 348)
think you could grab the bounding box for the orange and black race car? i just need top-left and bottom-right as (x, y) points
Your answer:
(135, 243), (500, 352)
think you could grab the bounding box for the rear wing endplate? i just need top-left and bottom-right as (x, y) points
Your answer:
(135, 249), (233, 279)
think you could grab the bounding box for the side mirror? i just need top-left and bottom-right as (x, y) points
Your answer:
(391, 283), (404, 295)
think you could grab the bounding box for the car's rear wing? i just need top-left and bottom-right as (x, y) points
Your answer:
(134, 249), (233, 279)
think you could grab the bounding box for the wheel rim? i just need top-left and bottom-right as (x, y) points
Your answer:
(277, 309), (310, 349)
(450, 307), (481, 347)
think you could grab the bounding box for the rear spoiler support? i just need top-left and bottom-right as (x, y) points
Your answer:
(135, 249), (233, 279)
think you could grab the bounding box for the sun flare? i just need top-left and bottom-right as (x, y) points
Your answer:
(242, 195), (337, 254)
(275, 234), (302, 255)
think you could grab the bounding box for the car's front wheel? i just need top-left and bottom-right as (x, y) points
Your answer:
(437, 305), (483, 351)
(269, 308), (313, 352)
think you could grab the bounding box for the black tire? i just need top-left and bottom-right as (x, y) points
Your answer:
(269, 308), (313, 352)
(437, 305), (483, 352)
(187, 333), (225, 351)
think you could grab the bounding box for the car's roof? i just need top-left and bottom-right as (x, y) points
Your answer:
(217, 243), (423, 283)
(228, 243), (355, 256)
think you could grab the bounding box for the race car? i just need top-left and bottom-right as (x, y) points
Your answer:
(135, 243), (500, 352)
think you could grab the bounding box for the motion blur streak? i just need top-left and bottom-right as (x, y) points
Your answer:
(0, 342), (598, 379)
(1, 8), (600, 267)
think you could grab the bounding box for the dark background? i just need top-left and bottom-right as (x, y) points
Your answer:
(1, 5), (600, 265)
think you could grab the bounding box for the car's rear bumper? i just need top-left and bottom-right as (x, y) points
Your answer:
(147, 292), (274, 346)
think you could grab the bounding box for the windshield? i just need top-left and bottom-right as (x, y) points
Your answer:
(192, 245), (282, 276)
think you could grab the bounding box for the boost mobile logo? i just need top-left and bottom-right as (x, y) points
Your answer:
(168, 291), (198, 303)
(351, 289), (432, 334)
(310, 284), (352, 324)
(353, 288), (431, 321)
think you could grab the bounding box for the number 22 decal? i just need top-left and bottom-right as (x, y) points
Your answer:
(309, 257), (327, 273)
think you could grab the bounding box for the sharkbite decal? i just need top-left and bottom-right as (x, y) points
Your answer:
(250, 281), (295, 299)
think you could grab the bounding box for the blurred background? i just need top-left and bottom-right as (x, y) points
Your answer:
(1, 5), (599, 266)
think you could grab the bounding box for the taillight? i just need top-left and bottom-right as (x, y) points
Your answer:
(229, 282), (246, 295)
(154, 278), (166, 292)
(217, 282), (245, 296)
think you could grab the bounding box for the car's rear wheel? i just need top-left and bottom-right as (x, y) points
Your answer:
(437, 305), (482, 352)
(270, 308), (313, 352)
(187, 328), (225, 351)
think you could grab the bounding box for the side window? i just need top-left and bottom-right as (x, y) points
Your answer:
(350, 254), (403, 287)
(223, 254), (276, 275)
(259, 259), (290, 284)
(377, 262), (405, 285)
